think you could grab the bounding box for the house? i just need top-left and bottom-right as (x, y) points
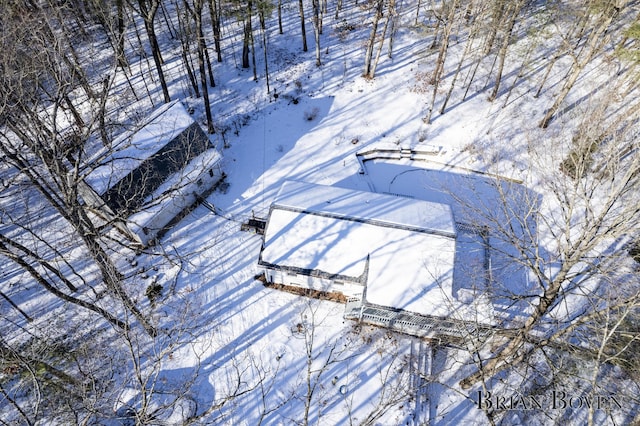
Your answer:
(78, 101), (223, 246)
(259, 181), (495, 336)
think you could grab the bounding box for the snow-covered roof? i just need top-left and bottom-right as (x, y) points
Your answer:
(261, 182), (468, 318)
(271, 180), (456, 237)
(127, 148), (222, 246)
(83, 101), (198, 195)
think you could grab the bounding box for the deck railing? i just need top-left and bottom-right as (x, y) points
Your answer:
(344, 299), (494, 339)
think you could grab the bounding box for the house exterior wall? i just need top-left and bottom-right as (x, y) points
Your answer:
(264, 267), (364, 297)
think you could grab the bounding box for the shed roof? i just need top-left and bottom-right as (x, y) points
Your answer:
(83, 101), (197, 196)
(126, 148), (222, 246)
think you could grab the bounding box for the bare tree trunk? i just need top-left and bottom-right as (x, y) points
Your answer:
(387, 0), (397, 58)
(462, 52), (482, 101)
(249, 2), (258, 81)
(1, 123), (157, 337)
(299, 0), (308, 52)
(40, 8), (96, 100)
(259, 8), (271, 93)
(159, 0), (178, 39)
(0, 290), (32, 322)
(363, 0), (384, 78)
(242, 2), (252, 68)
(502, 39), (534, 108)
(534, 50), (561, 99)
(532, 6), (591, 99)
(137, 0), (171, 103)
(312, 0), (322, 66)
(441, 20), (482, 114)
(0, 378), (35, 426)
(460, 115), (640, 389)
(202, 26), (216, 87)
(0, 0), (157, 337)
(71, 206), (158, 336)
(207, 0), (223, 62)
(0, 233), (77, 292)
(116, 0), (128, 68)
(482, 0), (507, 55)
(424, 0), (460, 124)
(488, 1), (522, 102)
(193, 0), (215, 133)
(177, 1), (201, 97)
(0, 239), (127, 329)
(369, 3), (391, 78)
(430, 13), (442, 49)
(461, 260), (572, 389)
(183, 47), (201, 98)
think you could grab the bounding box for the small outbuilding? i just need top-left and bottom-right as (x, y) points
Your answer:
(258, 181), (489, 329)
(78, 101), (223, 246)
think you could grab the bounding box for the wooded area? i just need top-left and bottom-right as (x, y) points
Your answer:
(1, 0), (639, 424)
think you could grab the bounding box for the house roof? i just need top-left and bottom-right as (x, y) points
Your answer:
(261, 181), (473, 318)
(270, 180), (456, 237)
(83, 101), (198, 196)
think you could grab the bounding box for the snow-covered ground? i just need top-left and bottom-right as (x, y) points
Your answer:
(113, 3), (522, 423)
(2, 1), (639, 425)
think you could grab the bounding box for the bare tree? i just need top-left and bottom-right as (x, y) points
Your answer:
(440, 1), (488, 113)
(363, 0), (385, 78)
(100, 0), (132, 69)
(257, 0), (275, 93)
(176, 1), (202, 97)
(130, 0), (172, 103)
(0, 127), (157, 336)
(207, 0), (224, 62)
(355, 332), (413, 425)
(239, 0), (255, 69)
(312, 0), (322, 66)
(487, 0), (525, 102)
(114, 311), (202, 424)
(297, 301), (352, 425)
(184, 0), (216, 133)
(0, 238), (127, 329)
(423, 0), (461, 124)
(539, 0), (624, 128)
(458, 99), (640, 390)
(0, 1), (157, 336)
(362, 0), (394, 80)
(277, 0), (284, 34)
(481, 0), (507, 55)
